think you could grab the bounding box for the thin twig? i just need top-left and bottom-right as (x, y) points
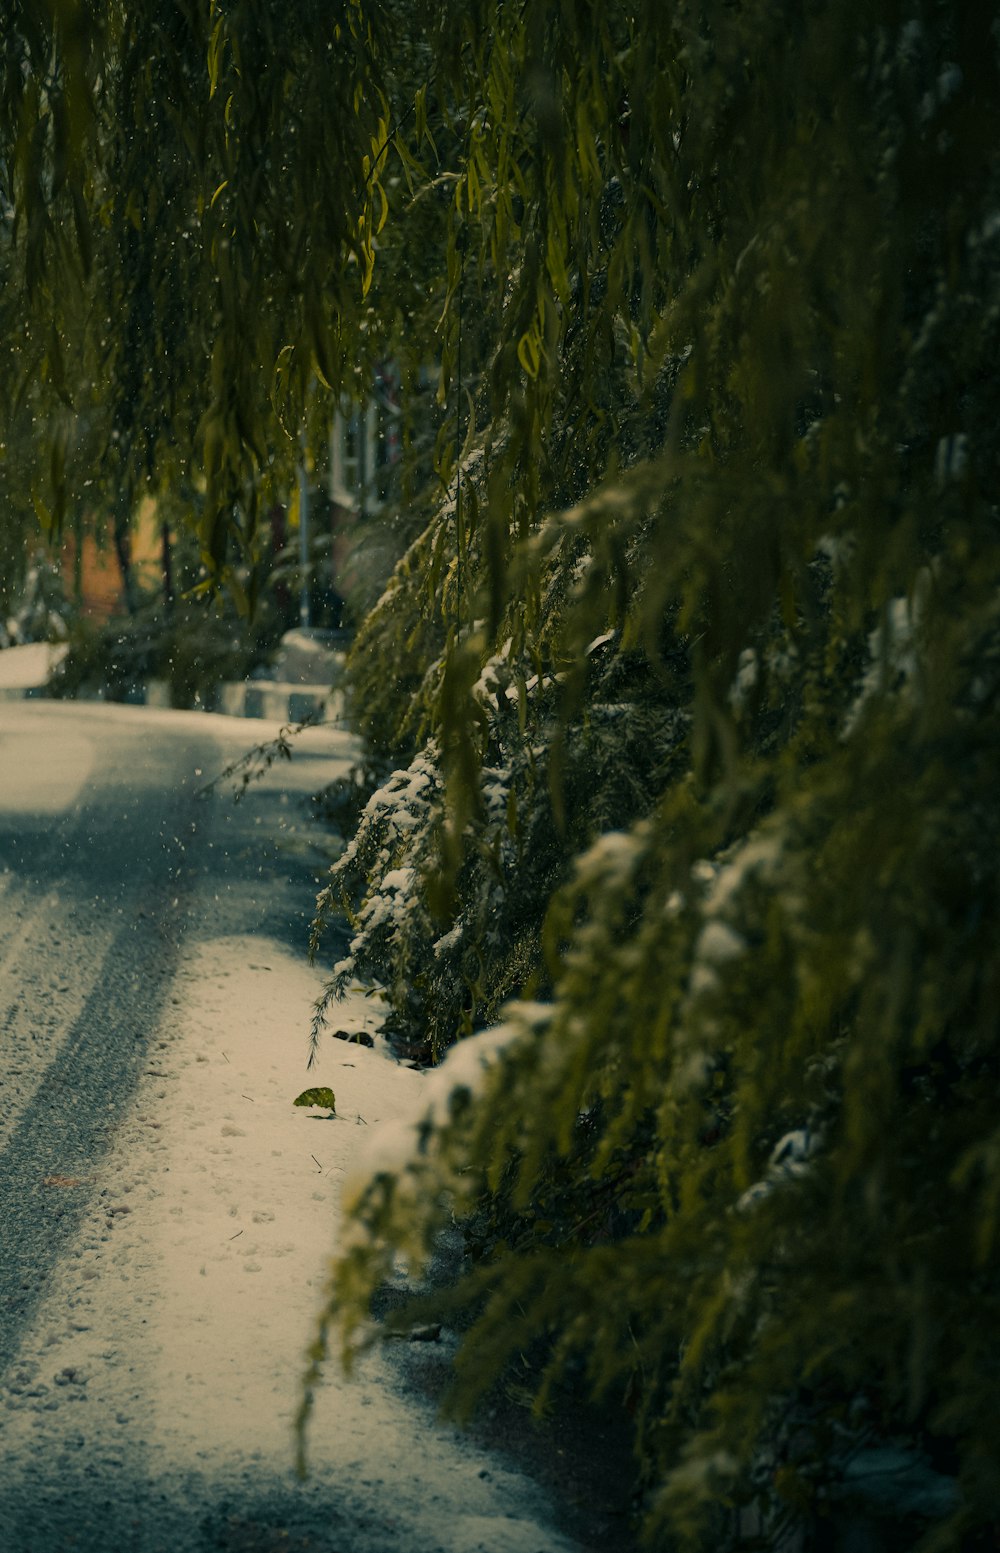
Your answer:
(197, 708), (337, 803)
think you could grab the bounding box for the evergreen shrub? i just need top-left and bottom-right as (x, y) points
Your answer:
(303, 4), (1000, 1548)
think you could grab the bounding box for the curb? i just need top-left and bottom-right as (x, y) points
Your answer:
(145, 679), (343, 723)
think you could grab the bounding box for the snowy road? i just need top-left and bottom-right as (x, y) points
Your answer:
(0, 701), (340, 1370)
(0, 701), (590, 1553)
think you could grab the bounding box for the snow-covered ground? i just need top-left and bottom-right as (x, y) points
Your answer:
(0, 640), (68, 692)
(0, 701), (584, 1552)
(1, 935), (583, 1551)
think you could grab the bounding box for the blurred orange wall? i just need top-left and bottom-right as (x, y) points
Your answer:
(62, 498), (163, 619)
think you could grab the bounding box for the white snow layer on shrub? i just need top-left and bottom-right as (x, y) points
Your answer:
(342, 1015), (543, 1215)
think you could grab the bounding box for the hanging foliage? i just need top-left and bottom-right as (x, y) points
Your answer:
(305, 3), (1000, 1549)
(3, 1), (999, 1547)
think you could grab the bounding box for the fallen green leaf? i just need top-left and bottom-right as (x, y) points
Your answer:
(293, 1087), (337, 1113)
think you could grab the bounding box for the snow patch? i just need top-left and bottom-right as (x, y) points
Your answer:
(0, 640), (68, 690)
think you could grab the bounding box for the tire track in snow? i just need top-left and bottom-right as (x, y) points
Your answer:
(0, 714), (218, 1379)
